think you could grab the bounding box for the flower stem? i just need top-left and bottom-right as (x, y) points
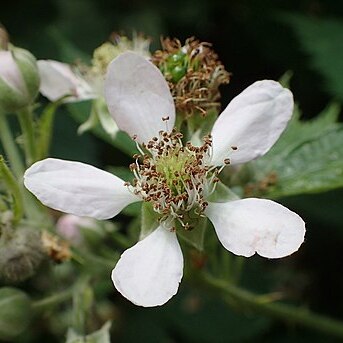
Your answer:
(0, 110), (48, 222)
(0, 155), (24, 224)
(32, 288), (74, 311)
(201, 273), (343, 338)
(0, 110), (25, 177)
(17, 107), (37, 165)
(37, 101), (61, 159)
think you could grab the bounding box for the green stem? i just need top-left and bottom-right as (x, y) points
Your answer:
(0, 156), (24, 224)
(32, 288), (73, 311)
(17, 107), (37, 165)
(0, 111), (25, 177)
(37, 101), (60, 159)
(202, 273), (343, 338)
(0, 111), (50, 222)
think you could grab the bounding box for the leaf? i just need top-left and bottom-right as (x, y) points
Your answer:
(165, 288), (271, 343)
(66, 322), (111, 343)
(281, 14), (343, 100)
(248, 103), (343, 198)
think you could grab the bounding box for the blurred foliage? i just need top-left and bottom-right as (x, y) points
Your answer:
(1, 0), (343, 342)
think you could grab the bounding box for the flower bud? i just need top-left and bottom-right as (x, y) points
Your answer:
(56, 214), (96, 245)
(0, 287), (32, 340)
(0, 45), (40, 112)
(0, 228), (45, 282)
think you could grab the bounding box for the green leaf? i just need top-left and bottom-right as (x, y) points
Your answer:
(248, 103), (343, 198)
(0, 288), (32, 340)
(166, 288), (270, 343)
(281, 14), (343, 100)
(66, 322), (111, 343)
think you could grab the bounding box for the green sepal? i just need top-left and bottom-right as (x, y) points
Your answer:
(207, 181), (240, 203)
(140, 202), (159, 240)
(14, 46), (40, 103)
(187, 108), (219, 139)
(79, 98), (119, 139)
(177, 216), (208, 251)
(72, 277), (94, 335)
(0, 287), (32, 340)
(66, 321), (111, 343)
(68, 102), (137, 156)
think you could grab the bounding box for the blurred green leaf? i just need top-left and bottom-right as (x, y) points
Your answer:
(248, 103), (343, 198)
(166, 288), (271, 343)
(0, 287), (32, 340)
(281, 14), (343, 100)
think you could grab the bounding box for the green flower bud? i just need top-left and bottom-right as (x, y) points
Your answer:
(0, 228), (45, 282)
(0, 45), (40, 112)
(0, 287), (32, 340)
(0, 287), (31, 340)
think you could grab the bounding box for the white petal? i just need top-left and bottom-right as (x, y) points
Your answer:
(105, 52), (175, 144)
(38, 60), (95, 102)
(112, 226), (183, 307)
(24, 158), (139, 219)
(211, 80), (293, 166)
(205, 198), (305, 258)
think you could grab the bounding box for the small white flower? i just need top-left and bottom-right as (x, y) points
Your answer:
(37, 60), (96, 102)
(37, 35), (151, 137)
(24, 52), (305, 307)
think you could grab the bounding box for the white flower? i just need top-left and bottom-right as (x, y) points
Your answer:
(37, 35), (151, 137)
(24, 52), (305, 307)
(37, 60), (96, 102)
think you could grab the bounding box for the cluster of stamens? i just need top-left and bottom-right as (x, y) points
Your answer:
(127, 129), (221, 231)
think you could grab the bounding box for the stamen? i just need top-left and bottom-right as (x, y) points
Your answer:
(126, 129), (222, 230)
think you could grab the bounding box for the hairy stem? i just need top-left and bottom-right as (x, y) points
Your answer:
(32, 288), (74, 311)
(0, 111), (24, 177)
(17, 107), (37, 165)
(0, 156), (24, 223)
(202, 273), (343, 338)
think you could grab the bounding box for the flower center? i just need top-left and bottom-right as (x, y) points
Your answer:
(127, 129), (220, 230)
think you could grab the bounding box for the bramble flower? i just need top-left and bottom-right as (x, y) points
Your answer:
(24, 52), (305, 307)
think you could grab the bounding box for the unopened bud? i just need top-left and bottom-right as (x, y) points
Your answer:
(56, 214), (96, 245)
(0, 228), (44, 282)
(0, 287), (32, 340)
(0, 45), (40, 112)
